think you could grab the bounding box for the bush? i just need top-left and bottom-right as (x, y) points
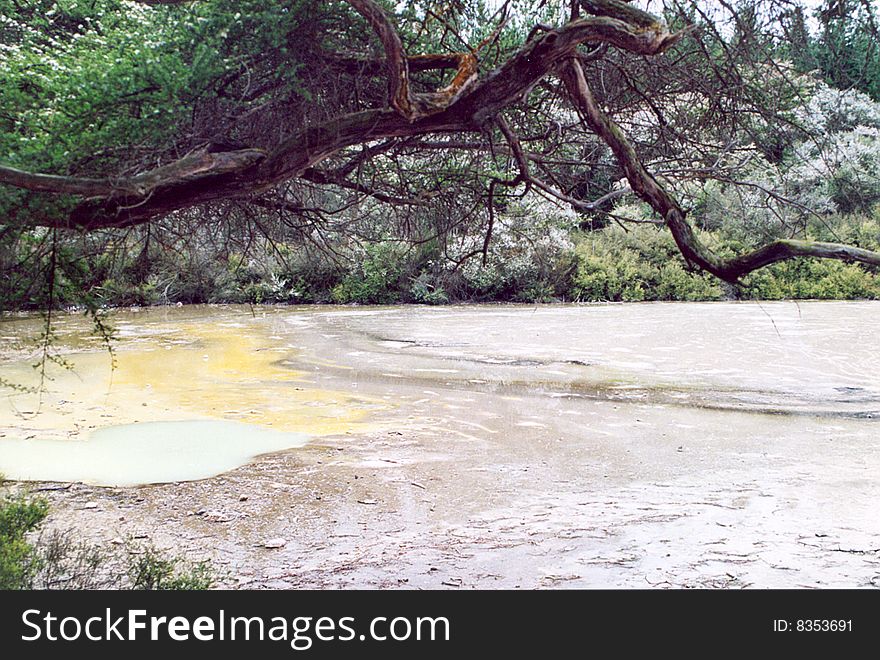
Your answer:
(128, 547), (215, 591)
(573, 247), (647, 301)
(0, 493), (50, 589)
(0, 479), (215, 590)
(409, 272), (449, 305)
(94, 278), (160, 307)
(742, 258), (880, 300)
(458, 211), (577, 302)
(331, 243), (408, 304)
(275, 247), (344, 303)
(4, 192), (879, 310)
(570, 213), (880, 303)
(571, 225), (724, 302)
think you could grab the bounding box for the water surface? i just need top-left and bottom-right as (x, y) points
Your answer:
(0, 420), (309, 486)
(1, 302), (877, 486)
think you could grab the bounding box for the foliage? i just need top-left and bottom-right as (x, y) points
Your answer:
(2, 1), (880, 313)
(458, 199), (578, 302)
(331, 242), (408, 304)
(674, 81), (880, 246)
(810, 0), (880, 101)
(0, 489), (49, 589)
(128, 547), (215, 591)
(409, 271), (449, 305)
(791, 125), (880, 215)
(741, 257), (880, 300)
(570, 215), (880, 303)
(571, 224), (725, 302)
(4, 204), (878, 308)
(0, 0), (327, 174)
(0, 478), (215, 590)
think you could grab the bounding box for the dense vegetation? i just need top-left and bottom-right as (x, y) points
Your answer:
(9, 208), (877, 307)
(1, 0), (880, 309)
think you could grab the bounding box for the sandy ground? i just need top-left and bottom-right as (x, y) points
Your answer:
(28, 394), (880, 589)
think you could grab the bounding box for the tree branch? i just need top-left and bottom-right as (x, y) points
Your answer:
(560, 58), (880, 282)
(345, 0), (414, 119)
(0, 147), (265, 199)
(724, 240), (880, 276)
(580, 0), (664, 29)
(496, 116), (629, 213)
(2, 8), (690, 230)
(301, 167), (424, 206)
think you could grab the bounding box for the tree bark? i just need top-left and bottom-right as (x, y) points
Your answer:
(5, 0), (880, 284)
(560, 58), (880, 282)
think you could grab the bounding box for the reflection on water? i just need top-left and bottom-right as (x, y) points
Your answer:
(0, 301), (878, 486)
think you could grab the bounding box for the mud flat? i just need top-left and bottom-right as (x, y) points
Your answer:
(2, 302), (879, 588)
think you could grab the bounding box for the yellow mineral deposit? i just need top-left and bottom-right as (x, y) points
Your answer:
(0, 308), (386, 486)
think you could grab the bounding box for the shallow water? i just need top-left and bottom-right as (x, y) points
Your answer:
(1, 301), (878, 485)
(299, 301), (880, 417)
(0, 306), (387, 485)
(0, 420), (309, 486)
(3, 301), (880, 588)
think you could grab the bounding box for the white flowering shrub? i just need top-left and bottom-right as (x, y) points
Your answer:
(789, 125), (880, 214)
(795, 84), (880, 135)
(684, 81), (880, 239)
(458, 194), (577, 301)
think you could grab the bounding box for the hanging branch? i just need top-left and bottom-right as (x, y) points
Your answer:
(4, 0), (878, 284)
(560, 58), (880, 283)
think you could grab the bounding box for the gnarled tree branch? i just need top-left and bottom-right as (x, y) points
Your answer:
(560, 58), (880, 282)
(346, 0), (479, 121)
(2, 9), (689, 231)
(580, 0), (665, 29)
(345, 0), (414, 119)
(0, 147), (265, 200)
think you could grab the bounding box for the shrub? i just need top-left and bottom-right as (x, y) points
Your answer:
(0, 479), (215, 590)
(94, 278), (160, 307)
(128, 547), (215, 591)
(571, 225), (723, 302)
(0, 493), (50, 589)
(331, 243), (407, 304)
(573, 247), (647, 301)
(742, 258), (880, 300)
(409, 272), (449, 305)
(458, 209), (577, 302)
